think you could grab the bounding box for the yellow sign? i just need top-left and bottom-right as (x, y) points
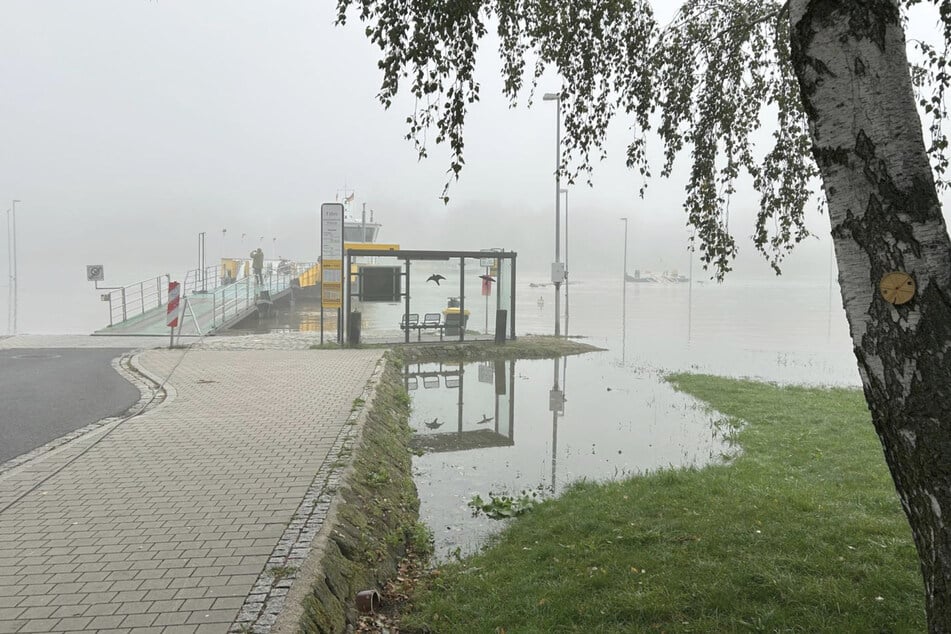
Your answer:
(322, 260), (343, 309)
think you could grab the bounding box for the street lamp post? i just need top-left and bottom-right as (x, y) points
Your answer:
(620, 217), (629, 282)
(198, 231), (206, 292)
(560, 187), (569, 335)
(620, 217), (629, 362)
(10, 200), (20, 334)
(6, 206), (11, 334)
(543, 92), (563, 337)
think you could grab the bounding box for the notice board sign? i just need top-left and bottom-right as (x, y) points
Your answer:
(480, 247), (502, 268)
(321, 203), (344, 309)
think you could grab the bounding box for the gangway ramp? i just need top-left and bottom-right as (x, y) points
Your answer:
(94, 264), (308, 337)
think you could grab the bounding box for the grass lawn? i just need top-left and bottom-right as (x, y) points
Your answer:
(403, 374), (925, 633)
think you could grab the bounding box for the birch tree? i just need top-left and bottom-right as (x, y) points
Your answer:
(336, 0), (951, 629)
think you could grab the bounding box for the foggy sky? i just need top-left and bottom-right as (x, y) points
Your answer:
(1, 1), (948, 333)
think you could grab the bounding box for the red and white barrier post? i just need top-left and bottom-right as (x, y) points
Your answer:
(167, 281), (180, 348)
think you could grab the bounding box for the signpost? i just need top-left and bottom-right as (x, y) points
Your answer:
(167, 281), (181, 348)
(320, 202), (345, 344)
(86, 265), (104, 282)
(480, 248), (502, 334)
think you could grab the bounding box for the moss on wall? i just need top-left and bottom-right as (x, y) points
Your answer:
(298, 353), (419, 633)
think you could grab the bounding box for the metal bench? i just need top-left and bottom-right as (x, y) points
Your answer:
(400, 313), (419, 332)
(421, 313), (443, 339)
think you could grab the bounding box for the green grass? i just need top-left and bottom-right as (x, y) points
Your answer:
(268, 565), (297, 583)
(404, 374), (925, 633)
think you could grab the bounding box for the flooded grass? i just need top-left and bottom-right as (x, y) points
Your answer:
(408, 353), (734, 560)
(400, 375), (924, 633)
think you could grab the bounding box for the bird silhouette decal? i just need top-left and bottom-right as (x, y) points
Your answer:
(427, 274), (446, 285)
(479, 274), (496, 283)
(475, 414), (494, 425)
(424, 417), (443, 429)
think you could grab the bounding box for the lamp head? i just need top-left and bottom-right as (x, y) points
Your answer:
(542, 92), (560, 101)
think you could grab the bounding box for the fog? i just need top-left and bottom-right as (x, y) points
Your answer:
(0, 1), (947, 333)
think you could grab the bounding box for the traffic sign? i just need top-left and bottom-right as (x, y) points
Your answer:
(86, 264), (104, 282)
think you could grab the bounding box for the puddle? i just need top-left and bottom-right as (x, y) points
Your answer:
(407, 352), (735, 560)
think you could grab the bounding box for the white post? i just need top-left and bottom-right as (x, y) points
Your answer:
(554, 97), (561, 337)
(621, 217), (629, 363)
(688, 232), (694, 342)
(561, 188), (569, 335)
(6, 207), (11, 334)
(543, 92), (562, 337)
(11, 199), (20, 334)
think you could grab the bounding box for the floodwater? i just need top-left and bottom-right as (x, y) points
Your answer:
(403, 276), (859, 559)
(244, 274), (860, 559)
(408, 354), (739, 559)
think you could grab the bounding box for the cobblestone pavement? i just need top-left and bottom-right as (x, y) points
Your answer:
(0, 348), (383, 634)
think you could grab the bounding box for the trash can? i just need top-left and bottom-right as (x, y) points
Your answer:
(348, 311), (362, 346)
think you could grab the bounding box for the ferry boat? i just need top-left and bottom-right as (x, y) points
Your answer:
(625, 269), (658, 283)
(662, 270), (689, 283)
(344, 207), (381, 243)
(340, 190), (382, 244)
(297, 196), (383, 299)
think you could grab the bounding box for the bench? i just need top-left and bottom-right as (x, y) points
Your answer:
(400, 313), (420, 341)
(400, 313), (420, 332)
(421, 313), (443, 339)
(400, 312), (448, 341)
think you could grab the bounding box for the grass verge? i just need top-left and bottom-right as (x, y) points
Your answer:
(310, 335), (601, 363)
(401, 374), (925, 632)
(398, 335), (602, 364)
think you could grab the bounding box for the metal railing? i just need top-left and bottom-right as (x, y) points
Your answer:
(182, 265), (223, 295)
(102, 261), (309, 329)
(212, 269), (295, 328)
(102, 275), (171, 327)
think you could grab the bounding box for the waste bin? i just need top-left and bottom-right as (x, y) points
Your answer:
(445, 312), (469, 337)
(348, 311), (362, 346)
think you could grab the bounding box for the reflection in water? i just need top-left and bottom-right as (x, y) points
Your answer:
(407, 360), (514, 453)
(549, 356), (563, 494)
(227, 298), (339, 336)
(409, 353), (734, 560)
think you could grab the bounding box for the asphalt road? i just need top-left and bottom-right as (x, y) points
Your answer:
(0, 348), (140, 464)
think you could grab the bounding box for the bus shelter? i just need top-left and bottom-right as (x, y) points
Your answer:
(342, 248), (517, 345)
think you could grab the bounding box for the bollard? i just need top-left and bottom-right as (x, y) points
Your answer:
(348, 311), (362, 346)
(495, 309), (508, 344)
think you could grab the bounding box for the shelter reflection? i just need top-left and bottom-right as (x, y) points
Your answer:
(407, 360), (515, 453)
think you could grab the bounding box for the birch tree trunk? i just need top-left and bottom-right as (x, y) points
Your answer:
(790, 0), (951, 629)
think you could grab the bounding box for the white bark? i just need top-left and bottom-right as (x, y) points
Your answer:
(790, 0), (951, 630)
(790, 0), (949, 390)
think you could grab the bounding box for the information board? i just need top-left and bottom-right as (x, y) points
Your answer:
(480, 247), (502, 268)
(321, 203), (345, 309)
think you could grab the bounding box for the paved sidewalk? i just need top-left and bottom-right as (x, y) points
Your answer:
(0, 348), (382, 634)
